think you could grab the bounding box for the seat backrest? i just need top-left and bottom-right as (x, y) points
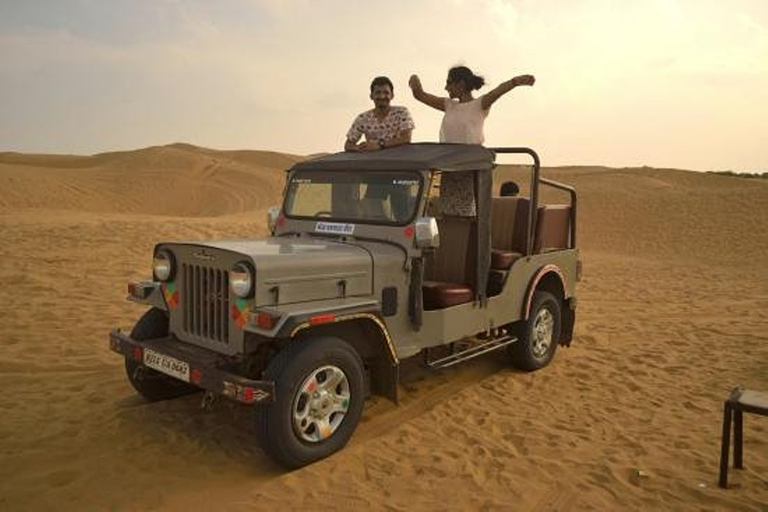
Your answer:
(425, 216), (477, 286)
(491, 197), (531, 253)
(534, 205), (571, 253)
(359, 198), (392, 220)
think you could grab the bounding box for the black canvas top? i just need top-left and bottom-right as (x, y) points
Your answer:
(291, 143), (496, 173)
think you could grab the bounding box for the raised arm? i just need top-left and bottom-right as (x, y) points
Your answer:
(481, 74), (535, 110)
(409, 75), (445, 112)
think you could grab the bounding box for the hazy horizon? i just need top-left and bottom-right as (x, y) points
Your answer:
(1, 0), (766, 173)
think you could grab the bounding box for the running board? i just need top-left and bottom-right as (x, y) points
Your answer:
(426, 335), (518, 370)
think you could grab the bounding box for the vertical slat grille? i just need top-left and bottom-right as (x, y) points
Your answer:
(181, 263), (229, 344)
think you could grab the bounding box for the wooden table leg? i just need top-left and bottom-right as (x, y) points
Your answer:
(719, 401), (733, 489)
(734, 408), (743, 469)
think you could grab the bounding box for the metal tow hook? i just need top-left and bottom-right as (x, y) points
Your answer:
(201, 391), (216, 411)
(133, 365), (145, 382)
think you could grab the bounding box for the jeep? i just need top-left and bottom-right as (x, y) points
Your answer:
(109, 143), (579, 469)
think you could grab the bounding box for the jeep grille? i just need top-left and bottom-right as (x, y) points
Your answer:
(181, 263), (230, 344)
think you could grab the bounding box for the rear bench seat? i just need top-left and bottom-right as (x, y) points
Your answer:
(488, 199), (571, 296)
(422, 216), (477, 310)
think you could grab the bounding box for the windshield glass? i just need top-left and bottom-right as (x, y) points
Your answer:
(284, 171), (423, 225)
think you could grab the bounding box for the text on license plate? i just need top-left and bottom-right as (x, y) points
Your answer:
(144, 348), (190, 382)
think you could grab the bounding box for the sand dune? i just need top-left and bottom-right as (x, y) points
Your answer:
(0, 144), (766, 511)
(0, 143), (300, 216)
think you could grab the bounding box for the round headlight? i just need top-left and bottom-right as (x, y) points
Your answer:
(153, 250), (174, 282)
(230, 262), (254, 298)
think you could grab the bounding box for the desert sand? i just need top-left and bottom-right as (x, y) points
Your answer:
(0, 143), (766, 511)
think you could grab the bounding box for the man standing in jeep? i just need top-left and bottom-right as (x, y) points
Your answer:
(344, 76), (415, 152)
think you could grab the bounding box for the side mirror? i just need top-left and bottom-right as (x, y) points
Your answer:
(414, 217), (440, 249)
(267, 206), (280, 233)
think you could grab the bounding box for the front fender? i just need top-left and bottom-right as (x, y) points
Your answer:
(245, 297), (380, 337)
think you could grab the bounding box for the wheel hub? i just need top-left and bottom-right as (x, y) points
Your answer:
(310, 389), (335, 417)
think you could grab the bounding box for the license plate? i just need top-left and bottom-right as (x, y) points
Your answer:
(144, 348), (190, 382)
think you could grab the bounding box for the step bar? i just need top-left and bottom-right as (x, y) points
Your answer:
(426, 334), (518, 370)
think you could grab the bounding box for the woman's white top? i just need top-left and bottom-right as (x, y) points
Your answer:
(436, 97), (489, 216)
(439, 98), (489, 144)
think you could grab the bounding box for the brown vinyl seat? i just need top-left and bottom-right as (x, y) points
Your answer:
(534, 205), (571, 253)
(490, 197), (530, 270)
(422, 216), (476, 310)
(491, 249), (523, 270)
(422, 282), (474, 309)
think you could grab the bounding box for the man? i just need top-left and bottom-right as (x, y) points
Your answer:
(345, 76), (414, 152)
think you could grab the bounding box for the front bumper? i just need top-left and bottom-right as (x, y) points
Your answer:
(109, 329), (275, 404)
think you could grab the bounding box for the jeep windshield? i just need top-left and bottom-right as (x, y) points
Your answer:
(283, 170), (423, 225)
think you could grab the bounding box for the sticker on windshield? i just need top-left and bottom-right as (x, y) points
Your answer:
(315, 222), (355, 235)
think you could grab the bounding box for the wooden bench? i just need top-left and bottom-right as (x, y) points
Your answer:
(718, 387), (768, 488)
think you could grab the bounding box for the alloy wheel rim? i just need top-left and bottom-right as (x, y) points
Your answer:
(532, 307), (554, 359)
(292, 365), (351, 443)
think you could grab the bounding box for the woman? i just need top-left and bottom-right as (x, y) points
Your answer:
(409, 66), (535, 215)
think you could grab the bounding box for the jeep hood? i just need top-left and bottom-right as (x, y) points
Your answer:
(203, 237), (373, 306)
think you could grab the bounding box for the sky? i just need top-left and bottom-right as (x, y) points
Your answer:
(1, 0), (766, 172)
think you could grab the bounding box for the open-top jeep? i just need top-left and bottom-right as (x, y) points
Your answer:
(109, 143), (579, 469)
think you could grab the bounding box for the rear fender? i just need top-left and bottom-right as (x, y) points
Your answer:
(523, 264), (566, 319)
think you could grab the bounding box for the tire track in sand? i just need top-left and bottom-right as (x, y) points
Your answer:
(353, 353), (508, 444)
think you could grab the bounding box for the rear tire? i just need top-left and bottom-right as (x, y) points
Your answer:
(256, 336), (365, 469)
(124, 308), (199, 401)
(509, 291), (561, 371)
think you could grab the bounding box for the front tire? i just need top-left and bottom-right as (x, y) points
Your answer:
(256, 336), (365, 469)
(509, 291), (561, 371)
(124, 308), (199, 401)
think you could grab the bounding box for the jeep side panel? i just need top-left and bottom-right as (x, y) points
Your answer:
(392, 249), (579, 355)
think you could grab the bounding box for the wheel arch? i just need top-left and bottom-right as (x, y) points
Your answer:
(523, 265), (566, 318)
(290, 314), (399, 404)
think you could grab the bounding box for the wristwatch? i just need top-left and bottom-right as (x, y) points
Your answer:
(378, 139), (386, 149)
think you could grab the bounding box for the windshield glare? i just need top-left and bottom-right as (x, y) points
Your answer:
(284, 171), (423, 224)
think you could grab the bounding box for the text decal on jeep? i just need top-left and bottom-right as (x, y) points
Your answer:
(315, 222), (355, 235)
